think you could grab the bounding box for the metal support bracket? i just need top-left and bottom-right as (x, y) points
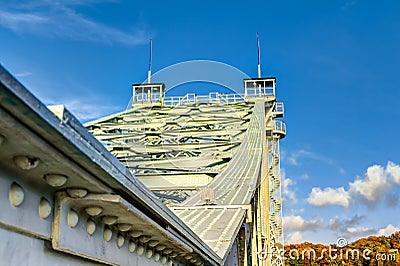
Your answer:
(52, 192), (202, 265)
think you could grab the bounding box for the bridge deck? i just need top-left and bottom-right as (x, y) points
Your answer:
(173, 207), (246, 259)
(182, 100), (265, 206)
(171, 100), (266, 260)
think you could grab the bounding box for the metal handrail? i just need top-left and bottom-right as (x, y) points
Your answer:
(275, 102), (284, 113)
(135, 89), (278, 106)
(162, 92), (252, 106)
(274, 120), (286, 135)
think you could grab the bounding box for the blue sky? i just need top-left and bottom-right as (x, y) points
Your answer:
(1, 0), (400, 245)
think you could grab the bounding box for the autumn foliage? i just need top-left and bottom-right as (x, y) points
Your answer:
(284, 232), (400, 265)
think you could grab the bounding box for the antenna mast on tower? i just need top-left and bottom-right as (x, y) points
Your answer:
(256, 32), (261, 78)
(148, 38), (152, 84)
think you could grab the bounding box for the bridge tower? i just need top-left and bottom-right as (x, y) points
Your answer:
(244, 78), (286, 266)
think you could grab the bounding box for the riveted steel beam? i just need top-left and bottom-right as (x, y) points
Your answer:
(53, 192), (197, 265)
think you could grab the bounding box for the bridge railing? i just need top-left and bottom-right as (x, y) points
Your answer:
(243, 78), (276, 100)
(273, 120), (286, 138)
(132, 78), (278, 106)
(132, 83), (165, 104)
(273, 102), (284, 117)
(161, 92), (273, 106)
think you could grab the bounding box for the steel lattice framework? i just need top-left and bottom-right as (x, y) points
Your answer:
(86, 78), (286, 266)
(86, 95), (253, 204)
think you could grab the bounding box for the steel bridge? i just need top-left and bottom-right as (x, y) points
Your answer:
(0, 64), (285, 266)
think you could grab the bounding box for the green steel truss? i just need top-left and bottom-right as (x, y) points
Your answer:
(86, 79), (286, 266)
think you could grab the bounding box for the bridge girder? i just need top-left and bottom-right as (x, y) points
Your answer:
(87, 87), (287, 266)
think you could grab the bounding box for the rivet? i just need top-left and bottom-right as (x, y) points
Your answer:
(44, 174), (67, 187)
(191, 258), (197, 263)
(67, 209), (79, 228)
(0, 134), (4, 145)
(184, 255), (192, 260)
(128, 240), (136, 253)
(129, 230), (142, 238)
(9, 182), (24, 207)
(170, 253), (178, 258)
(154, 253), (160, 262)
(167, 260), (173, 266)
(156, 245), (166, 251)
(146, 249), (153, 259)
(117, 223), (132, 231)
(104, 227), (112, 242)
(67, 188), (87, 198)
(102, 215), (118, 225)
(14, 156), (39, 170)
(38, 197), (51, 219)
(139, 235), (151, 243)
(117, 234), (125, 248)
(137, 245), (144, 256)
(163, 249), (173, 254)
(148, 240), (159, 248)
(85, 206), (103, 216)
(86, 219), (96, 235)
(161, 256), (167, 264)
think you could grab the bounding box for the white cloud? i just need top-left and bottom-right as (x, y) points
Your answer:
(0, 1), (148, 46)
(325, 214), (376, 239)
(46, 98), (121, 121)
(307, 161), (400, 208)
(285, 209), (305, 215)
(387, 161), (400, 185)
(283, 214), (394, 243)
(328, 214), (365, 232)
(283, 215), (323, 231)
(286, 154), (298, 166)
(377, 224), (400, 236)
(349, 164), (391, 202)
(385, 193), (399, 207)
(15, 71), (33, 78)
(0, 10), (47, 30)
(307, 187), (350, 207)
(300, 173), (310, 180)
(282, 169), (298, 204)
(283, 149), (334, 166)
(283, 215), (304, 231)
(327, 215), (375, 239)
(346, 227), (376, 238)
(286, 232), (304, 244)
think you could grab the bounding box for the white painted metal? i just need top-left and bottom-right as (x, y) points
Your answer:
(0, 65), (220, 266)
